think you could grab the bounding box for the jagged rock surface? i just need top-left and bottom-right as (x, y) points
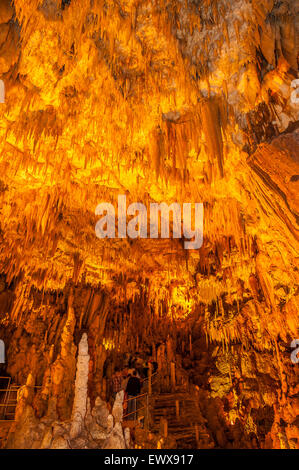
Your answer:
(0, 0), (298, 449)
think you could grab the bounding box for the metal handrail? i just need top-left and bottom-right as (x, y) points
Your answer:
(123, 370), (159, 402)
(124, 392), (148, 403)
(123, 405), (147, 419)
(0, 377), (11, 420)
(0, 379), (37, 421)
(122, 372), (160, 424)
(123, 392), (149, 421)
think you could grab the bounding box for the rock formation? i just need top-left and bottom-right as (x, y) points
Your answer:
(70, 332), (90, 439)
(5, 331), (129, 449)
(0, 0), (298, 450)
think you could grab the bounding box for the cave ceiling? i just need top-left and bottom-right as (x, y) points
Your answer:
(0, 0), (298, 340)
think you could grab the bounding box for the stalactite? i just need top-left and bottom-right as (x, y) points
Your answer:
(0, 0), (298, 451)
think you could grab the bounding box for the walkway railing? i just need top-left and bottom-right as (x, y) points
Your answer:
(0, 371), (159, 425)
(123, 392), (149, 423)
(122, 371), (159, 425)
(0, 377), (20, 422)
(0, 377), (41, 422)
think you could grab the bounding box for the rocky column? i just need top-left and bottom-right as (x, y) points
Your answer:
(70, 333), (90, 439)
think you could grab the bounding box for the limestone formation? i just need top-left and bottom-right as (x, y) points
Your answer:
(112, 390), (124, 424)
(70, 333), (90, 439)
(102, 422), (126, 450)
(0, 0), (298, 451)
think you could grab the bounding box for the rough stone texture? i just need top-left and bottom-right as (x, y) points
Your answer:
(112, 390), (124, 423)
(0, 0), (14, 24)
(70, 333), (90, 439)
(0, 0), (298, 450)
(102, 422), (126, 450)
(4, 329), (130, 449)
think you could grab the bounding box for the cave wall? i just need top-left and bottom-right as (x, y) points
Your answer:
(0, 0), (298, 449)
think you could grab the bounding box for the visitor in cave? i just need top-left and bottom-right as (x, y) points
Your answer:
(135, 354), (144, 378)
(121, 369), (130, 391)
(127, 354), (134, 368)
(122, 370), (130, 416)
(149, 359), (158, 374)
(123, 353), (131, 369)
(110, 367), (123, 399)
(125, 370), (141, 420)
(127, 361), (141, 378)
(142, 359), (149, 378)
(127, 366), (135, 376)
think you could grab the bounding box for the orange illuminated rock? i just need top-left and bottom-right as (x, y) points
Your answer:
(0, 0), (298, 450)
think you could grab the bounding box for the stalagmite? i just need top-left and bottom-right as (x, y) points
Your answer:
(69, 333), (90, 439)
(107, 414), (114, 434)
(112, 390), (124, 423)
(103, 422), (126, 450)
(124, 427), (131, 449)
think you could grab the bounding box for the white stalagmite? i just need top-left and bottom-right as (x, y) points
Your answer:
(112, 390), (124, 423)
(124, 427), (130, 448)
(70, 333), (90, 439)
(107, 414), (114, 433)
